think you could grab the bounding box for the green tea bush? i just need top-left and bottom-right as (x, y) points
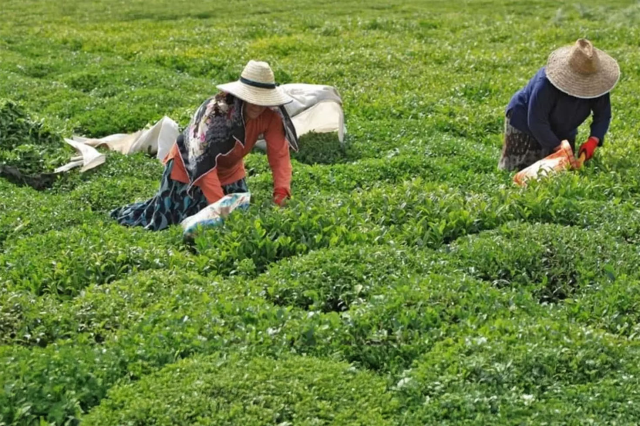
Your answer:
(0, 264), (536, 422)
(341, 119), (498, 161)
(191, 178), (621, 276)
(84, 354), (399, 425)
(0, 290), (39, 346)
(0, 342), (126, 425)
(71, 91), (176, 137)
(445, 222), (640, 302)
(338, 119), (424, 160)
(0, 222), (193, 297)
(282, 272), (541, 373)
(191, 179), (514, 274)
(191, 192), (378, 274)
(561, 275), (640, 338)
(3, 0), (640, 424)
(287, 153), (503, 195)
(67, 176), (159, 212)
(0, 277), (301, 424)
(0, 180), (97, 248)
(290, 131), (349, 164)
(0, 270), (213, 347)
(49, 151), (164, 193)
(0, 99), (69, 176)
(257, 245), (449, 312)
(399, 317), (640, 424)
(576, 200), (640, 245)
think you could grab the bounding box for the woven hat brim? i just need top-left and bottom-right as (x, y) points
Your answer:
(546, 46), (620, 99)
(216, 81), (293, 107)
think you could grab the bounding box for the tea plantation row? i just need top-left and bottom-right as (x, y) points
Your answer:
(3, 0), (640, 424)
(3, 222), (640, 424)
(3, 106), (640, 424)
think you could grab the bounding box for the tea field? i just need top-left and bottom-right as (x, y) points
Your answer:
(2, 0), (640, 424)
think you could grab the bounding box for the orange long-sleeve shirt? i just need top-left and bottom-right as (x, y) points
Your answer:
(164, 107), (292, 204)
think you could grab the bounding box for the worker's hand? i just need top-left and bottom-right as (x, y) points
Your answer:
(578, 136), (599, 161)
(273, 188), (290, 207)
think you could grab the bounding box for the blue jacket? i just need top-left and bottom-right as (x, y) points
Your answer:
(506, 67), (611, 150)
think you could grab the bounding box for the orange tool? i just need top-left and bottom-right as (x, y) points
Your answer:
(513, 140), (586, 186)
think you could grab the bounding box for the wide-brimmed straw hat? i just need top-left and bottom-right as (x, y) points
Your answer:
(546, 38), (620, 99)
(216, 60), (292, 107)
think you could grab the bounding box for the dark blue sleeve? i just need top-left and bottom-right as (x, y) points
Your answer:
(527, 78), (561, 150)
(590, 93), (611, 146)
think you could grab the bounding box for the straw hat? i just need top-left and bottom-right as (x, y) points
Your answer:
(216, 60), (292, 107)
(545, 38), (620, 99)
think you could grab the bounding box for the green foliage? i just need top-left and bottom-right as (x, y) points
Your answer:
(0, 99), (70, 175)
(257, 245), (442, 312)
(49, 151), (164, 194)
(445, 222), (640, 302)
(0, 343), (124, 424)
(0, 270), (212, 347)
(400, 317), (640, 425)
(563, 275), (640, 337)
(0, 222), (192, 297)
(0, 179), (97, 248)
(2, 0), (640, 424)
(84, 354), (399, 425)
(283, 272), (540, 373)
(0, 277), (298, 424)
(291, 131), (348, 165)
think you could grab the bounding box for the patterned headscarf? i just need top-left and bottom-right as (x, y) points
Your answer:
(176, 93), (298, 192)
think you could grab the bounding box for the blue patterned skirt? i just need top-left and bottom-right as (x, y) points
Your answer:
(110, 159), (248, 231)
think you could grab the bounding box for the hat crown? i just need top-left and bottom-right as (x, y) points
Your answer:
(241, 60), (276, 84)
(568, 38), (600, 75)
(216, 59), (292, 106)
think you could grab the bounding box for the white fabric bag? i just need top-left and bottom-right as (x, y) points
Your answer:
(180, 192), (251, 239)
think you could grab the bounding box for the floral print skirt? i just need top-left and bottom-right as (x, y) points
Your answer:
(110, 159), (248, 231)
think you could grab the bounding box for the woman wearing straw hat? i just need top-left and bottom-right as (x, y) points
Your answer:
(110, 60), (299, 231)
(498, 38), (620, 171)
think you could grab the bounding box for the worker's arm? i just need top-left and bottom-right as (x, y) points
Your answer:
(590, 92), (612, 146)
(197, 168), (226, 205)
(264, 114), (292, 204)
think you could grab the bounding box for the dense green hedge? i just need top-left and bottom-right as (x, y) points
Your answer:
(0, 270), (214, 347)
(445, 222), (640, 302)
(283, 272), (541, 373)
(0, 276), (297, 424)
(2, 173), (640, 423)
(3, 0), (640, 425)
(0, 222), (191, 297)
(255, 245), (446, 312)
(190, 177), (636, 274)
(562, 275), (640, 337)
(0, 99), (70, 175)
(400, 317), (640, 424)
(0, 253), (539, 422)
(84, 354), (399, 425)
(0, 180), (97, 248)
